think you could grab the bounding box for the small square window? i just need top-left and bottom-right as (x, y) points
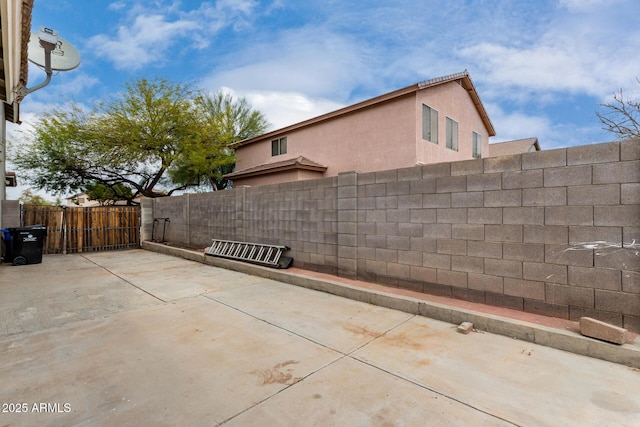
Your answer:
(422, 104), (438, 144)
(271, 137), (287, 156)
(472, 132), (482, 159)
(446, 117), (458, 151)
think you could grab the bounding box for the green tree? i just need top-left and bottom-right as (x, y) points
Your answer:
(169, 91), (270, 190)
(597, 78), (640, 140)
(12, 77), (269, 201)
(17, 189), (53, 206)
(84, 182), (134, 205)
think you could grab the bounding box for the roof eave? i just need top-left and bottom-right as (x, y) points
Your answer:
(225, 163), (327, 180)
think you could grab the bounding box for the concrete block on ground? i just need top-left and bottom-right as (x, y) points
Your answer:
(580, 317), (627, 345)
(457, 321), (474, 334)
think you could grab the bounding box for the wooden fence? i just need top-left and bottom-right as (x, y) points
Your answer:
(21, 205), (140, 254)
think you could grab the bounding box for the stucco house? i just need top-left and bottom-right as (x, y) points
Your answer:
(225, 71), (496, 187)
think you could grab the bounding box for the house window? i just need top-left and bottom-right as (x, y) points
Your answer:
(422, 104), (438, 144)
(472, 132), (482, 158)
(446, 117), (458, 151)
(271, 137), (287, 156)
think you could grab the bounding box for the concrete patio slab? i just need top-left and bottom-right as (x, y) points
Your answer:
(224, 356), (513, 427)
(1, 249), (639, 426)
(205, 281), (413, 354)
(144, 242), (640, 368)
(353, 315), (640, 426)
(0, 256), (161, 335)
(83, 252), (269, 302)
(0, 297), (340, 426)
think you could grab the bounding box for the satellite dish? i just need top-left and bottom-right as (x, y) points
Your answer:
(28, 30), (81, 71)
(18, 27), (81, 98)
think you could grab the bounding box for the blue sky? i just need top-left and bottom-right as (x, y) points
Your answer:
(7, 0), (640, 199)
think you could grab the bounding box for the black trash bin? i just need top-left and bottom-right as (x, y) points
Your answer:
(3, 225), (47, 265)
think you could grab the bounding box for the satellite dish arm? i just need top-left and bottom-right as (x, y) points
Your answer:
(18, 39), (56, 98)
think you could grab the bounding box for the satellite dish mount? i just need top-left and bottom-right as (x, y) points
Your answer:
(18, 27), (81, 99)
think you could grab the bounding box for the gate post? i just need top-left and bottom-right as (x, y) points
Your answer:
(140, 198), (154, 244)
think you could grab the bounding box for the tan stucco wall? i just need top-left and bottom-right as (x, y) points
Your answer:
(415, 81), (491, 164)
(234, 94), (416, 177)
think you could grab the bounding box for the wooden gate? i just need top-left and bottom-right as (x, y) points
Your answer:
(21, 205), (140, 254)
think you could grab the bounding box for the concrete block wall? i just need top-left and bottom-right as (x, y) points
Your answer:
(151, 177), (339, 273)
(241, 177), (338, 273)
(148, 139), (640, 332)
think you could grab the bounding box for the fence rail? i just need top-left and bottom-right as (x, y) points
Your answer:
(21, 205), (140, 254)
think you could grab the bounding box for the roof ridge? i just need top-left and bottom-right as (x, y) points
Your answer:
(417, 70), (468, 89)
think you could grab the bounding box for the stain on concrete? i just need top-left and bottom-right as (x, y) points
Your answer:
(342, 324), (380, 339)
(253, 360), (301, 386)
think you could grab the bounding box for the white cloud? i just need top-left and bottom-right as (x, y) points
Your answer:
(89, 0), (260, 70)
(487, 103), (552, 144)
(459, 1), (640, 103)
(211, 86), (343, 130)
(198, 22), (373, 130)
(89, 14), (198, 70)
(201, 25), (371, 98)
(244, 90), (345, 130)
(107, 1), (127, 12)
